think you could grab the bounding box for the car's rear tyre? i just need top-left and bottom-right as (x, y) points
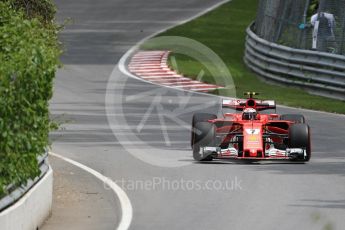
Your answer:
(192, 122), (216, 161)
(191, 113), (217, 148)
(289, 123), (311, 162)
(280, 114), (305, 123)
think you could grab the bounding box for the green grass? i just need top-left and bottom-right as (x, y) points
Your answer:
(141, 0), (345, 114)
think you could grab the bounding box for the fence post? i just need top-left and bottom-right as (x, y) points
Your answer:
(301, 0), (311, 49)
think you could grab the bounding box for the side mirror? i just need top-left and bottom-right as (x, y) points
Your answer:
(269, 114), (279, 119)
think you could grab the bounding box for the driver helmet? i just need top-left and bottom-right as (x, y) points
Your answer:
(242, 108), (258, 120)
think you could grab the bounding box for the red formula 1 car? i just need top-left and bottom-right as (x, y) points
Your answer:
(191, 93), (311, 162)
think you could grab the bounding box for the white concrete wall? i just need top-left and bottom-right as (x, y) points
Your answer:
(0, 167), (53, 230)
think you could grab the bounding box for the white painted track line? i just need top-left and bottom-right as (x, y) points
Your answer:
(49, 152), (133, 230)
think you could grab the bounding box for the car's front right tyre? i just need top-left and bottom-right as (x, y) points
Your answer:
(192, 122), (216, 161)
(191, 113), (217, 149)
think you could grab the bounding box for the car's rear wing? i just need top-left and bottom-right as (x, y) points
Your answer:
(222, 99), (276, 111)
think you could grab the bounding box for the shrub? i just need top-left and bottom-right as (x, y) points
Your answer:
(0, 1), (61, 196)
(3, 0), (56, 23)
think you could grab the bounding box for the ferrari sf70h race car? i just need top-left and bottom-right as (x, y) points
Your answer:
(191, 93), (311, 162)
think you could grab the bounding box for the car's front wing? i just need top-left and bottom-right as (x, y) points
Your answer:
(200, 147), (306, 160)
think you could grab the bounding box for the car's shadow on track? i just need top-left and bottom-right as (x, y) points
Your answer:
(290, 199), (345, 209)
(179, 159), (306, 165)
(201, 161), (306, 165)
(247, 158), (345, 176)
(178, 152), (345, 176)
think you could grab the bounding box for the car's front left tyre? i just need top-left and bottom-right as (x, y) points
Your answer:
(289, 123), (311, 162)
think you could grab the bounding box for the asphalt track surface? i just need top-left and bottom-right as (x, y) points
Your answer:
(51, 0), (345, 229)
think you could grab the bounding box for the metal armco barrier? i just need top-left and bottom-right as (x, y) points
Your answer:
(0, 152), (50, 212)
(244, 23), (345, 100)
